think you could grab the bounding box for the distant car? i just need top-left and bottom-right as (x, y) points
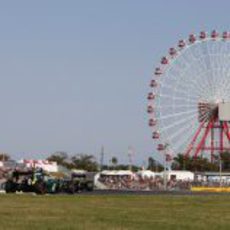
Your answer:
(5, 169), (48, 194)
(70, 172), (94, 192)
(4, 169), (94, 194)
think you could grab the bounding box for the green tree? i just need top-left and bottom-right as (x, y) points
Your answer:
(111, 157), (118, 169)
(147, 157), (154, 171)
(71, 154), (98, 172)
(171, 153), (218, 172)
(47, 151), (71, 168)
(171, 154), (187, 170)
(219, 152), (230, 171)
(0, 153), (10, 161)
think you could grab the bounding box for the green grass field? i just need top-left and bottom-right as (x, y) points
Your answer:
(0, 194), (230, 230)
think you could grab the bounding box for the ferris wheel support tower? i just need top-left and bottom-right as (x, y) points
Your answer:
(185, 102), (230, 161)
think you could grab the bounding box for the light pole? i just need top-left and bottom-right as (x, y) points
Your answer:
(100, 145), (104, 172)
(128, 146), (134, 171)
(163, 143), (169, 191)
(219, 155), (222, 187)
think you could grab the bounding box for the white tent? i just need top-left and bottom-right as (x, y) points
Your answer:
(161, 170), (194, 181)
(137, 170), (156, 178)
(100, 170), (134, 176)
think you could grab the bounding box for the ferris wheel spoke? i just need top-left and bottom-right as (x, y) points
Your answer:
(174, 72), (209, 99)
(172, 103), (202, 151)
(173, 122), (200, 154)
(203, 44), (221, 97)
(160, 54), (201, 95)
(166, 121), (197, 145)
(182, 48), (215, 97)
(159, 94), (198, 103)
(165, 56), (210, 99)
(159, 108), (197, 120)
(201, 42), (217, 97)
(156, 103), (197, 110)
(160, 84), (194, 96)
(182, 43), (226, 98)
(214, 55), (226, 90)
(165, 62), (205, 95)
(170, 119), (208, 155)
(218, 67), (230, 99)
(160, 82), (201, 101)
(159, 113), (197, 133)
(174, 45), (207, 72)
(177, 65), (226, 101)
(161, 111), (202, 153)
(159, 108), (210, 143)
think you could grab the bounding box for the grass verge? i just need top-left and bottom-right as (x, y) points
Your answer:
(0, 194), (230, 230)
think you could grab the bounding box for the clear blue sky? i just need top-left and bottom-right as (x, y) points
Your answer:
(0, 0), (229, 165)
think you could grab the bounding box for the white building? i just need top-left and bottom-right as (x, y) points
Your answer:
(136, 170), (159, 178)
(161, 170), (194, 181)
(99, 170), (134, 177)
(19, 159), (58, 172)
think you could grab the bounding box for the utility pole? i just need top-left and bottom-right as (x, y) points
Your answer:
(100, 146), (104, 171)
(163, 143), (169, 191)
(219, 155), (222, 187)
(128, 146), (134, 171)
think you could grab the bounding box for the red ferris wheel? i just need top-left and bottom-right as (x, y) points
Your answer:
(148, 30), (230, 161)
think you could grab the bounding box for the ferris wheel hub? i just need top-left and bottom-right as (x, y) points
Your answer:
(198, 102), (218, 122)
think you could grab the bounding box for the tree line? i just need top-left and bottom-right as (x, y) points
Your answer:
(0, 151), (230, 172)
(0, 152), (142, 172)
(172, 152), (230, 172)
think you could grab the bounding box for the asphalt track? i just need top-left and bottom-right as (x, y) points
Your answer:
(78, 189), (230, 196)
(2, 189), (230, 196)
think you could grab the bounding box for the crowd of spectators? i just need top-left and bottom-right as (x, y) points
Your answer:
(98, 174), (192, 191)
(98, 173), (230, 191)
